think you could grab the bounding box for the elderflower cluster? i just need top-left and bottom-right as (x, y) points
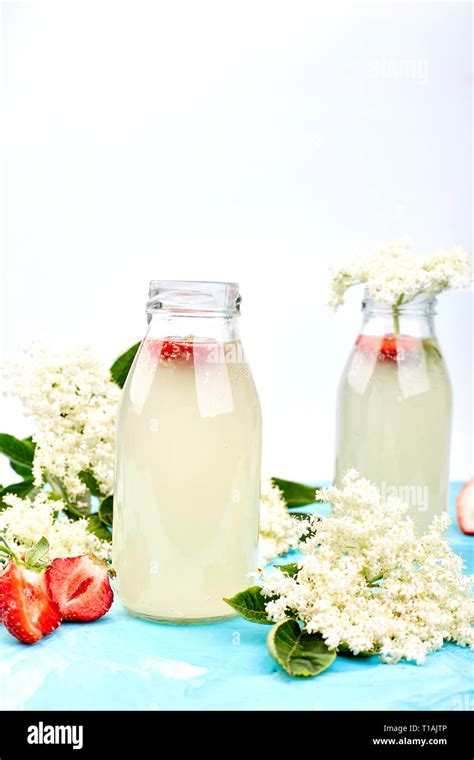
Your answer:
(4, 344), (121, 500)
(328, 240), (471, 309)
(258, 479), (309, 565)
(260, 470), (473, 665)
(0, 492), (111, 561)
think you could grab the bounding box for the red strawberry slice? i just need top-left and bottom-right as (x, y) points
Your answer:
(456, 479), (474, 535)
(46, 554), (113, 622)
(356, 334), (419, 360)
(144, 337), (220, 366)
(143, 338), (194, 364)
(160, 339), (193, 364)
(0, 561), (62, 644)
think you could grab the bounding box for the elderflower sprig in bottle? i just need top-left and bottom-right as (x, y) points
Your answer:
(330, 241), (471, 534)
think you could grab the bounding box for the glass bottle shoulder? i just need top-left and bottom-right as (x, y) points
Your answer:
(338, 333), (452, 399)
(119, 335), (261, 418)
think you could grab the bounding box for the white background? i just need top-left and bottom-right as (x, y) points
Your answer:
(1, 1), (472, 483)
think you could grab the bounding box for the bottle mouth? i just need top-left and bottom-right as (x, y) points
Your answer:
(362, 290), (437, 316)
(146, 280), (241, 316)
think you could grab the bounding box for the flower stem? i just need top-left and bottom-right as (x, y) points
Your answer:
(368, 573), (384, 587)
(392, 293), (404, 336)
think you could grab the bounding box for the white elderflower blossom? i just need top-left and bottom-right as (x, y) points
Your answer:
(328, 240), (471, 309)
(258, 479), (310, 564)
(0, 492), (111, 561)
(4, 344), (121, 500)
(260, 470), (473, 664)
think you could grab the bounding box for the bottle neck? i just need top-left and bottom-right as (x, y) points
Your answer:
(145, 280), (242, 343)
(146, 311), (240, 343)
(360, 294), (437, 339)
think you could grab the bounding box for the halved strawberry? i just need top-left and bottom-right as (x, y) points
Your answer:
(144, 336), (221, 366)
(356, 334), (419, 360)
(160, 339), (193, 364)
(144, 338), (194, 365)
(46, 554), (113, 622)
(0, 561), (62, 644)
(456, 479), (474, 535)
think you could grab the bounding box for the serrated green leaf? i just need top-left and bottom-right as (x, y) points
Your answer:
(24, 536), (50, 568)
(224, 585), (274, 624)
(267, 619), (336, 677)
(78, 470), (102, 497)
(273, 562), (300, 577)
(99, 495), (113, 527)
(110, 342), (141, 388)
(87, 515), (112, 542)
(272, 477), (320, 507)
(0, 434), (35, 468)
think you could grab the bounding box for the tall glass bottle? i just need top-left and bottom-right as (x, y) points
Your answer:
(335, 293), (452, 533)
(113, 281), (262, 623)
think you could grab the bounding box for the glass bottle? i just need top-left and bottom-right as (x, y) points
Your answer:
(113, 281), (262, 623)
(335, 292), (452, 533)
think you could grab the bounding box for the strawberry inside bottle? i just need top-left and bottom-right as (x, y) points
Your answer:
(143, 336), (221, 366)
(335, 292), (452, 534)
(355, 333), (421, 360)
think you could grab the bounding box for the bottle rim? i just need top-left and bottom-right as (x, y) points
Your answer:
(147, 280), (241, 316)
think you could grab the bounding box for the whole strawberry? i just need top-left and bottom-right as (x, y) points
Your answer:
(456, 478), (474, 535)
(0, 537), (62, 644)
(46, 554), (114, 622)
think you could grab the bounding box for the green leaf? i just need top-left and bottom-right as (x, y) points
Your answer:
(0, 477), (35, 499)
(288, 513), (315, 541)
(24, 536), (50, 568)
(10, 461), (33, 478)
(64, 503), (85, 520)
(87, 515), (112, 542)
(224, 586), (274, 624)
(99, 495), (113, 527)
(272, 477), (320, 507)
(267, 619), (336, 677)
(78, 470), (102, 497)
(110, 342), (141, 388)
(290, 512), (311, 521)
(338, 644), (379, 658)
(0, 537), (17, 560)
(0, 434), (35, 468)
(273, 562), (300, 577)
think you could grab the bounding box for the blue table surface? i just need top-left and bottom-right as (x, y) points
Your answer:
(1, 483), (472, 711)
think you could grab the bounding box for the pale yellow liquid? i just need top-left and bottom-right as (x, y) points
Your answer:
(335, 337), (452, 533)
(113, 338), (262, 622)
